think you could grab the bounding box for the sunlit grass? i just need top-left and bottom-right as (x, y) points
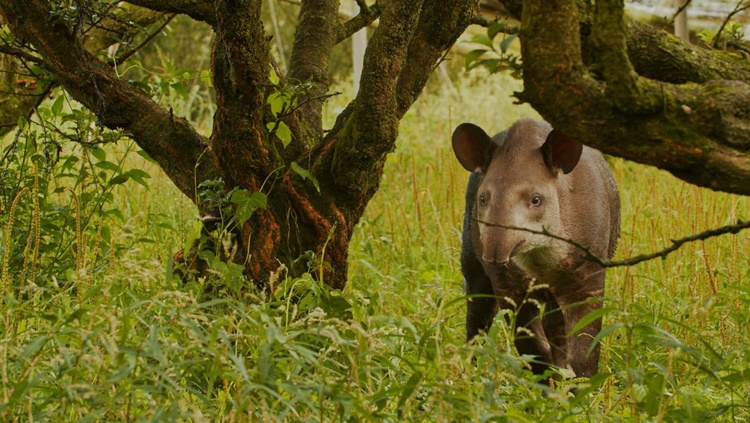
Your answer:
(1, 68), (748, 420)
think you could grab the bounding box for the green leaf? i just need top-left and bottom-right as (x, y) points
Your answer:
(126, 169), (151, 188)
(95, 160), (121, 173)
(488, 20), (507, 41)
(397, 371), (422, 417)
(568, 306), (615, 338)
(184, 220), (203, 254)
(91, 147), (106, 162)
(109, 174), (130, 185)
(51, 94), (65, 116)
(500, 34), (518, 54)
(276, 121), (292, 148)
(269, 66), (280, 85)
(18, 335), (49, 364)
(230, 189), (268, 224)
(268, 92), (285, 116)
(642, 373), (666, 416)
(7, 379), (29, 409)
(467, 58), (502, 73)
(464, 49), (488, 68)
(200, 69), (213, 87)
(470, 33), (493, 48)
(291, 162), (320, 193)
(171, 81), (190, 98)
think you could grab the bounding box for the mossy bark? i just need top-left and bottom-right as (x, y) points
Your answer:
(505, 0), (750, 195)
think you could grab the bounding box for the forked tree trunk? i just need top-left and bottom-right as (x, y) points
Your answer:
(0, 0), (476, 291)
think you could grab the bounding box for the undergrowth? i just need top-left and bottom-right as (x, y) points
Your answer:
(0, 70), (748, 421)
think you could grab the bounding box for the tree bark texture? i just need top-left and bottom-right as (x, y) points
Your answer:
(497, 0), (750, 195)
(0, 0), (475, 290)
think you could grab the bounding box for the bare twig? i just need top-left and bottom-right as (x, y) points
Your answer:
(713, 0), (750, 49)
(278, 91), (341, 119)
(474, 218), (750, 268)
(0, 45), (47, 66)
(664, 0), (693, 29)
(116, 13), (177, 63)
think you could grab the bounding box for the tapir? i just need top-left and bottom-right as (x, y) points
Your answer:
(452, 119), (620, 378)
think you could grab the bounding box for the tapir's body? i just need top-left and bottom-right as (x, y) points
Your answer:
(454, 119), (620, 378)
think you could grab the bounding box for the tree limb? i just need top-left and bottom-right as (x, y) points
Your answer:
(623, 18), (750, 84)
(124, 0), (216, 26)
(0, 5), (164, 138)
(475, 218), (750, 268)
(286, 0), (339, 143)
(0, 45), (47, 66)
(0, 0), (220, 202)
(395, 1), (476, 118)
(518, 0), (750, 196)
(337, 3), (381, 43)
(664, 0), (693, 29)
(116, 13), (177, 63)
(209, 0), (272, 188)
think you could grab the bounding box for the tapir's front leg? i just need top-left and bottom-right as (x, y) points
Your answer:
(465, 268), (497, 342)
(556, 274), (605, 378)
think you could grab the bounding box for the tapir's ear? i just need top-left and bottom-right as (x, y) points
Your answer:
(452, 123), (495, 173)
(541, 129), (583, 175)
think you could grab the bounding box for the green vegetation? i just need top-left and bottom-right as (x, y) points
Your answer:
(1, 70), (748, 421)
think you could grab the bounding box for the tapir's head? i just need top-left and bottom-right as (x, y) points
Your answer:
(452, 119), (584, 267)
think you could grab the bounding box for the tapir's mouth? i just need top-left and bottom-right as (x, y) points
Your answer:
(510, 239), (526, 257)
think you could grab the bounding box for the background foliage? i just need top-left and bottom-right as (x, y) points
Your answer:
(0, 10), (748, 422)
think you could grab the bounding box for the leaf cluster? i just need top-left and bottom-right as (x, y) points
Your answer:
(464, 20), (522, 78)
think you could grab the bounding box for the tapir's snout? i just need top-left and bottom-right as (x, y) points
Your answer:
(479, 226), (526, 266)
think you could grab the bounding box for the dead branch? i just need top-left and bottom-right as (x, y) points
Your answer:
(713, 0), (750, 49)
(474, 218), (750, 268)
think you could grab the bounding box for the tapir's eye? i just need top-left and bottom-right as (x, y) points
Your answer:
(530, 196), (542, 206)
(479, 194), (486, 207)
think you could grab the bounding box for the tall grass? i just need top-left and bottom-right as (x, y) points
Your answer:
(0, 70), (748, 421)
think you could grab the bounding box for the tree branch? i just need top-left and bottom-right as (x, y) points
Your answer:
(664, 0), (693, 29)
(124, 0), (216, 26)
(395, 1), (475, 118)
(337, 3), (381, 43)
(519, 0), (750, 196)
(209, 0), (272, 189)
(0, 0), (220, 202)
(475, 218), (750, 268)
(317, 1), (426, 216)
(623, 18), (750, 84)
(589, 0), (662, 114)
(0, 45), (47, 66)
(0, 5), (164, 138)
(286, 0), (339, 144)
(116, 13), (177, 63)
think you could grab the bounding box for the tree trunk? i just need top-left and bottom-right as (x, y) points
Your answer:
(0, 0), (476, 291)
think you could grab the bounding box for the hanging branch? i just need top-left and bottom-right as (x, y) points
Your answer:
(474, 218), (750, 268)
